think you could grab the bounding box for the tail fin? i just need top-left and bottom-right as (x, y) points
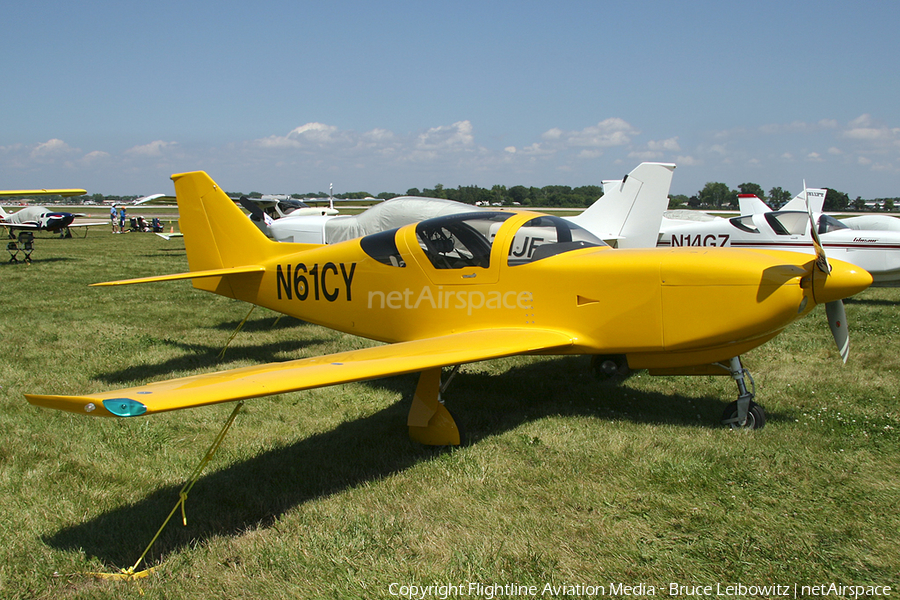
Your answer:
(781, 187), (826, 213)
(738, 194), (772, 215)
(172, 171), (282, 273)
(91, 172), (316, 299)
(568, 162), (675, 248)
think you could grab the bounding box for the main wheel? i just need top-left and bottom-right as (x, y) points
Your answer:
(721, 400), (766, 430)
(591, 354), (630, 381)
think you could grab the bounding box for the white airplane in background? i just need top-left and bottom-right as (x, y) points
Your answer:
(239, 195), (340, 238)
(0, 188), (106, 237)
(236, 163), (677, 249)
(737, 189), (900, 231)
(841, 214), (900, 231)
(657, 187), (900, 285)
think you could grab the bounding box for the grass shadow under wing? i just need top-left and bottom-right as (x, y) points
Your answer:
(43, 356), (759, 570)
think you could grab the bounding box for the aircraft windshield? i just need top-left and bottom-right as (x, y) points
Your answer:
(765, 211), (810, 236)
(729, 215), (759, 233)
(278, 199), (311, 215)
(508, 215), (606, 265)
(416, 213), (511, 269)
(360, 228), (405, 267)
(818, 214), (849, 234)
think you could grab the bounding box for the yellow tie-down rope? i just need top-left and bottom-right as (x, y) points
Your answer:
(88, 400), (245, 581)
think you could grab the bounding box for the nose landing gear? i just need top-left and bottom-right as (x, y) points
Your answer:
(721, 356), (766, 430)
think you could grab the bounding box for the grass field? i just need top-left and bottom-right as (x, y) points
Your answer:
(1, 229), (898, 599)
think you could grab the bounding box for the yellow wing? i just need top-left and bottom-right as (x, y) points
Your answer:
(26, 328), (575, 417)
(0, 189), (86, 197)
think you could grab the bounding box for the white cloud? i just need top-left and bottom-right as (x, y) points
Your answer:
(674, 155), (700, 166)
(289, 122), (344, 144)
(363, 128), (394, 142)
(759, 120), (837, 135)
(517, 143), (553, 156)
(648, 137), (681, 152)
(541, 128), (563, 141)
(842, 114), (900, 145)
(629, 137), (681, 161)
(415, 121), (475, 150)
(79, 150), (111, 166)
(30, 139), (76, 159)
(254, 122), (352, 150)
(544, 118), (638, 149)
(125, 140), (177, 157)
(628, 150), (662, 160)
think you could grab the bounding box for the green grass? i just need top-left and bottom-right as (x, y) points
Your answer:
(1, 230), (898, 599)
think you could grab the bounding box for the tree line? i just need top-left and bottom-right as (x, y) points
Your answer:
(12, 182), (899, 213)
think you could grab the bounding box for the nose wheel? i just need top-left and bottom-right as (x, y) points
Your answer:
(721, 357), (766, 430)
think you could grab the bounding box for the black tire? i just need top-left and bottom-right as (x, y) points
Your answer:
(721, 400), (766, 430)
(591, 354), (630, 381)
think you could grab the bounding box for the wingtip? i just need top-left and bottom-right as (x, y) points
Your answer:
(25, 394), (115, 417)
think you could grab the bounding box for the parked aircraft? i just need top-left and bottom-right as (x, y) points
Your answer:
(26, 171), (871, 438)
(839, 215), (900, 232)
(734, 189), (900, 232)
(239, 163), (676, 249)
(239, 195), (339, 239)
(0, 187), (105, 237)
(659, 189), (900, 285)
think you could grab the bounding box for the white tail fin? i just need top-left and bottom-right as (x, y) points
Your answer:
(567, 162), (675, 249)
(738, 194), (772, 215)
(781, 187), (826, 212)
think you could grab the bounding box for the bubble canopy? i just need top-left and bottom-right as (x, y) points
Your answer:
(361, 212), (607, 268)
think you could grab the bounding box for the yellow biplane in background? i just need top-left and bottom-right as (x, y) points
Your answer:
(26, 171), (871, 442)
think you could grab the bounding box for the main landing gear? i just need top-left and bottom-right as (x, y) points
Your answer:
(407, 355), (766, 443)
(591, 354), (630, 380)
(720, 356), (766, 430)
(407, 366), (466, 446)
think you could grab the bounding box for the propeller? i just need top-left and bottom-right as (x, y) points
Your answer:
(805, 183), (850, 363)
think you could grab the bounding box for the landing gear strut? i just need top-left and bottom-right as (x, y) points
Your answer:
(720, 356), (765, 430)
(407, 366), (465, 446)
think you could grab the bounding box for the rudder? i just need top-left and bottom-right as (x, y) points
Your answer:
(569, 162), (675, 249)
(172, 171), (277, 273)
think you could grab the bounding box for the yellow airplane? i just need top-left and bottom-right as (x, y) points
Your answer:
(26, 171), (872, 443)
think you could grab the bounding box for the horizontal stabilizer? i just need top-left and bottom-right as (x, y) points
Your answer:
(26, 328), (575, 417)
(90, 265), (265, 287)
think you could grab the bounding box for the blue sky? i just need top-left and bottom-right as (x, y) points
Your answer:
(3, 0), (899, 198)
